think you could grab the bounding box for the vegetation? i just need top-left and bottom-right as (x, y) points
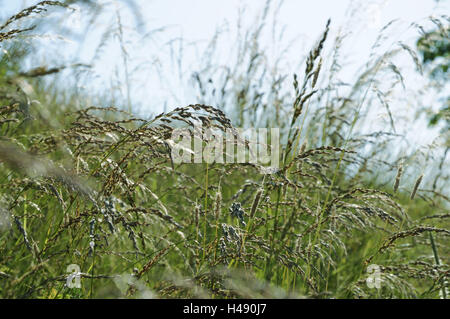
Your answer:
(0, 1), (448, 299)
(416, 14), (449, 132)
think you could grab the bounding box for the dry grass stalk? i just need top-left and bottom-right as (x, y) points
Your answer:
(411, 174), (423, 200)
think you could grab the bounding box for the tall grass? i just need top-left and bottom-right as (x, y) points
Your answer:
(0, 1), (448, 299)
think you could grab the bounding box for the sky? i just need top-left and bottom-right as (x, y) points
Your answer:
(0, 0), (448, 143)
(1, 0), (448, 111)
(0, 0), (449, 188)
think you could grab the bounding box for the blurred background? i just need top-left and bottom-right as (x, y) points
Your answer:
(1, 0), (448, 188)
(0, 0), (449, 299)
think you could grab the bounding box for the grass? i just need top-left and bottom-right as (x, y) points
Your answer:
(0, 1), (448, 299)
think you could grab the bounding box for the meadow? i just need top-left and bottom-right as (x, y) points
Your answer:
(0, 1), (448, 299)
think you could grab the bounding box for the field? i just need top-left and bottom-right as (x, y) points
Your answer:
(0, 1), (448, 299)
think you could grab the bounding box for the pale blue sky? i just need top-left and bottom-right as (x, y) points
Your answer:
(0, 0), (448, 188)
(1, 0), (447, 114)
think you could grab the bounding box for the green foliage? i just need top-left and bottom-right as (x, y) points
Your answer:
(417, 30), (450, 76)
(0, 1), (448, 299)
(416, 17), (450, 130)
